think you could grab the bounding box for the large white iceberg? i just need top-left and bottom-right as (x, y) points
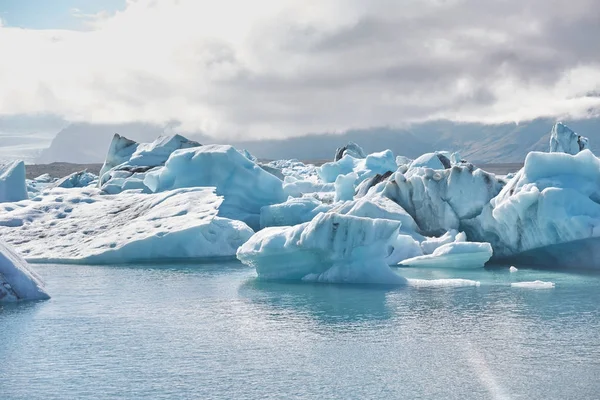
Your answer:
(0, 160), (28, 203)
(549, 122), (589, 155)
(464, 149), (600, 268)
(0, 240), (49, 302)
(0, 187), (253, 264)
(144, 145), (286, 230)
(237, 213), (408, 284)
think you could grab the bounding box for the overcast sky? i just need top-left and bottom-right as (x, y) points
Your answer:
(1, 0), (599, 139)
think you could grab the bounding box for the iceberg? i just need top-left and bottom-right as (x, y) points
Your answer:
(144, 145), (286, 231)
(0, 240), (49, 302)
(511, 281), (555, 289)
(549, 122), (589, 155)
(98, 133), (201, 192)
(464, 150), (600, 268)
(260, 196), (333, 228)
(398, 242), (493, 269)
(335, 172), (358, 202)
(0, 160), (28, 203)
(334, 142), (366, 161)
(283, 176), (334, 198)
(382, 165), (503, 236)
(0, 187), (253, 264)
(54, 170), (97, 188)
(237, 213), (408, 284)
(318, 149), (397, 184)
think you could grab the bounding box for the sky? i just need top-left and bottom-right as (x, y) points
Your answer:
(0, 0), (599, 140)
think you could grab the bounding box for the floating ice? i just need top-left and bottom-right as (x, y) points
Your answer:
(464, 149), (600, 268)
(318, 149), (396, 184)
(511, 280), (555, 289)
(260, 196), (333, 228)
(0, 240), (49, 302)
(335, 172), (358, 202)
(144, 145), (286, 230)
(549, 122), (589, 155)
(98, 133), (201, 193)
(383, 165), (502, 236)
(54, 170), (97, 188)
(399, 242), (493, 269)
(407, 278), (481, 288)
(0, 187), (253, 264)
(334, 142), (366, 161)
(509, 266), (518, 272)
(237, 213), (408, 284)
(0, 160), (27, 203)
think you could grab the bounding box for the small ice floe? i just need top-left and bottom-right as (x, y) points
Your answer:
(509, 266), (518, 272)
(407, 278), (481, 288)
(511, 280), (555, 289)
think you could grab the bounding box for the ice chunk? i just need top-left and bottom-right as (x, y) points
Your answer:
(365, 149), (397, 173)
(283, 176), (334, 198)
(318, 149), (397, 184)
(420, 230), (466, 254)
(335, 172), (357, 202)
(0, 240), (49, 302)
(399, 242), (493, 269)
(0, 187), (253, 264)
(144, 145), (286, 231)
(355, 171), (393, 197)
(54, 170), (97, 188)
(237, 213), (408, 284)
(464, 150), (600, 268)
(549, 122), (589, 155)
(99, 133), (201, 192)
(407, 278), (480, 288)
(511, 281), (555, 289)
(329, 192), (420, 235)
(383, 165), (502, 236)
(509, 266), (518, 272)
(334, 142), (366, 161)
(33, 173), (54, 183)
(260, 196), (333, 228)
(409, 152), (447, 170)
(0, 160), (27, 203)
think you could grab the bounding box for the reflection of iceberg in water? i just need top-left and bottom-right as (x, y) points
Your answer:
(239, 279), (394, 326)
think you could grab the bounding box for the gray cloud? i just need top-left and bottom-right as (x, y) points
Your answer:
(0, 0), (599, 138)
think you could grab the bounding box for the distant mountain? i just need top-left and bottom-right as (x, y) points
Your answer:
(36, 118), (600, 164)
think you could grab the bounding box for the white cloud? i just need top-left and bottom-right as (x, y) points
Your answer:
(0, 0), (599, 138)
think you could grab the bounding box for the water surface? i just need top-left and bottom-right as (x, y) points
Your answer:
(1, 263), (599, 399)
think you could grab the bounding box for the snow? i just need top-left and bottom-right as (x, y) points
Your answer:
(0, 187), (253, 264)
(0, 160), (27, 203)
(464, 149), (600, 268)
(237, 213), (408, 284)
(511, 280), (555, 289)
(144, 144), (286, 230)
(0, 240), (49, 302)
(399, 242), (493, 269)
(549, 122), (589, 155)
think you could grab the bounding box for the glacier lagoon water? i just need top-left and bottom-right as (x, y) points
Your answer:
(1, 262), (600, 399)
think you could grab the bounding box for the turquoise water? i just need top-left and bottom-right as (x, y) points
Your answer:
(1, 263), (600, 399)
